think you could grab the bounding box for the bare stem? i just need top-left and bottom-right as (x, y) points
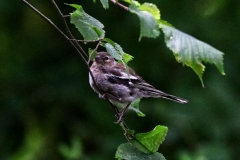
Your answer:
(110, 0), (129, 11)
(69, 38), (103, 43)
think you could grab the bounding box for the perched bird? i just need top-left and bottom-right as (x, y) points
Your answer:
(89, 52), (188, 122)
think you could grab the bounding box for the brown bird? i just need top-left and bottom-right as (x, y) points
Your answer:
(89, 52), (188, 123)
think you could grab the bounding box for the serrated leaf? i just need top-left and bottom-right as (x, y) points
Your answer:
(103, 38), (116, 46)
(139, 3), (160, 20)
(135, 125), (168, 153)
(104, 40), (133, 63)
(158, 19), (174, 27)
(103, 39), (124, 54)
(122, 53), (134, 63)
(128, 99), (145, 117)
(69, 4), (105, 40)
(129, 4), (160, 41)
(100, 0), (109, 9)
(105, 43), (122, 60)
(115, 142), (166, 160)
(160, 24), (225, 86)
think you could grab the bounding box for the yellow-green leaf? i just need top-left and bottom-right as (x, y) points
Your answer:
(139, 3), (160, 20)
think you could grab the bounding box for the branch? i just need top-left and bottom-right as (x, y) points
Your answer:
(69, 38), (104, 43)
(21, 0), (69, 40)
(110, 0), (129, 11)
(50, 0), (122, 117)
(51, 0), (89, 61)
(21, 0), (133, 139)
(21, 0), (88, 65)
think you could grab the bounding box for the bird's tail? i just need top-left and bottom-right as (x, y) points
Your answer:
(156, 92), (188, 104)
(133, 83), (188, 104)
(133, 82), (188, 104)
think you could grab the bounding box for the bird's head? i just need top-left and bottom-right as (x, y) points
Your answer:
(94, 52), (116, 67)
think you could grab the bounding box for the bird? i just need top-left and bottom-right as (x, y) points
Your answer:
(89, 52), (188, 123)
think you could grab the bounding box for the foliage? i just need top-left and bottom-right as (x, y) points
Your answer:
(160, 24), (225, 86)
(116, 125), (168, 159)
(116, 143), (165, 160)
(71, 1), (225, 86)
(70, 4), (105, 40)
(1, 0), (239, 160)
(68, 1), (225, 157)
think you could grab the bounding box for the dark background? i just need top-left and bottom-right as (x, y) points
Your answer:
(1, 0), (239, 159)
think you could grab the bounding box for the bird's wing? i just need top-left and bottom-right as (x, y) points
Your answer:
(103, 63), (142, 85)
(105, 72), (141, 86)
(104, 66), (188, 104)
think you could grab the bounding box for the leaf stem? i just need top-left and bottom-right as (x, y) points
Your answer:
(110, 0), (129, 11)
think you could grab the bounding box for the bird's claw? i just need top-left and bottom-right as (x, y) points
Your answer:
(115, 112), (124, 124)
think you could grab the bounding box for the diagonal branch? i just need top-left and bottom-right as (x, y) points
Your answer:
(21, 0), (132, 135)
(51, 0), (89, 61)
(49, 1), (122, 117)
(21, 0), (69, 40)
(21, 0), (88, 65)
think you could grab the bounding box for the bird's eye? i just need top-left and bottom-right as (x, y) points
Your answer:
(103, 56), (109, 61)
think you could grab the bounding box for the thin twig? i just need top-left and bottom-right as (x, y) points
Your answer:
(68, 38), (104, 43)
(21, 0), (89, 65)
(21, 0), (69, 40)
(63, 15), (70, 18)
(88, 40), (102, 64)
(110, 0), (129, 11)
(21, 0), (131, 132)
(51, 0), (89, 61)
(50, 0), (121, 118)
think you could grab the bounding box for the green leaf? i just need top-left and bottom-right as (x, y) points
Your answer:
(139, 3), (160, 20)
(115, 142), (166, 160)
(128, 99), (145, 117)
(123, 0), (141, 6)
(104, 39), (124, 55)
(104, 39), (133, 63)
(135, 125), (168, 153)
(100, 0), (109, 9)
(160, 24), (225, 86)
(122, 53), (134, 63)
(158, 19), (174, 27)
(129, 4), (160, 41)
(105, 43), (122, 60)
(69, 4), (105, 40)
